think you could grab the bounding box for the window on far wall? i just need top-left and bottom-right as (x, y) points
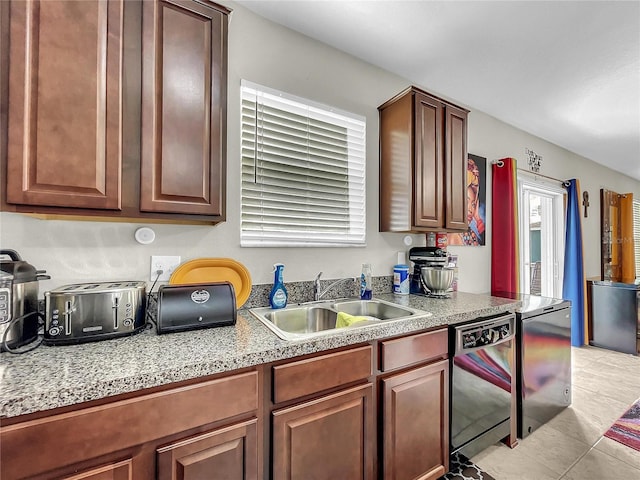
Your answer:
(634, 199), (640, 279)
(240, 81), (366, 247)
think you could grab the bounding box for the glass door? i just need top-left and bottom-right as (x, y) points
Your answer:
(518, 177), (566, 297)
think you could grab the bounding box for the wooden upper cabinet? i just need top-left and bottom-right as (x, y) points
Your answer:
(379, 86), (469, 232)
(445, 104), (468, 230)
(6, 0), (123, 210)
(140, 0), (227, 217)
(2, 0), (229, 224)
(414, 92), (444, 229)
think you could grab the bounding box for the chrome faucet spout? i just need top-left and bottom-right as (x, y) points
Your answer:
(314, 274), (355, 301)
(314, 272), (323, 301)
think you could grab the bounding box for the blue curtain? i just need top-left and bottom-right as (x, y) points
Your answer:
(562, 179), (585, 346)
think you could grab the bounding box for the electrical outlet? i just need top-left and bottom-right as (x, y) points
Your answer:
(150, 255), (181, 282)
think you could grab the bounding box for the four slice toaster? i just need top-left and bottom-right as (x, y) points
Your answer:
(44, 281), (147, 345)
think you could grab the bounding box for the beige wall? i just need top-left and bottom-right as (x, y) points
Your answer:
(2, 1), (638, 296)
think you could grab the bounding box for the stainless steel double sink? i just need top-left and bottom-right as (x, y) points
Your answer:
(249, 298), (429, 340)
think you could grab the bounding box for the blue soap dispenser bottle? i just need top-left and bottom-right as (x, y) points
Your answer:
(360, 263), (372, 300)
(269, 263), (288, 309)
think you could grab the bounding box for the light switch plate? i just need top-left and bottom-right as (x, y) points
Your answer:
(150, 256), (181, 282)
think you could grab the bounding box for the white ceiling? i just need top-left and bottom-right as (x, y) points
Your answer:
(236, 0), (640, 181)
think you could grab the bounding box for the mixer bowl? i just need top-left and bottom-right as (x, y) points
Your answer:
(420, 266), (454, 294)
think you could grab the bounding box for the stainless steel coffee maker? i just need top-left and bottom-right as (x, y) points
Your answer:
(408, 247), (450, 296)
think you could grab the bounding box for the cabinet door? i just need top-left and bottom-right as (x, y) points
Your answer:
(272, 384), (374, 480)
(379, 91), (413, 232)
(140, 0), (227, 216)
(61, 459), (133, 480)
(6, 0), (123, 209)
(444, 104), (468, 230)
(413, 92), (444, 229)
(381, 360), (449, 480)
(157, 419), (258, 480)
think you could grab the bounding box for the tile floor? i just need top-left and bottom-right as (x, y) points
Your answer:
(472, 345), (640, 480)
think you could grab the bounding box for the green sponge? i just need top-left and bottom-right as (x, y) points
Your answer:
(336, 312), (369, 328)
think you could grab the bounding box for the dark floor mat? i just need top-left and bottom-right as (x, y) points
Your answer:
(438, 452), (497, 480)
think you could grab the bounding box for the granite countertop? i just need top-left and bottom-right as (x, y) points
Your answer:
(0, 292), (520, 419)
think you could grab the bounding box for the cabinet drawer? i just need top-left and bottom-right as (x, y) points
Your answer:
(0, 371), (258, 479)
(273, 345), (372, 403)
(380, 329), (448, 372)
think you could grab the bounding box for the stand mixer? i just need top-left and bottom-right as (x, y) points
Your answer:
(408, 247), (452, 297)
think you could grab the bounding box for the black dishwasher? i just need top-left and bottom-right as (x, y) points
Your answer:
(450, 312), (516, 459)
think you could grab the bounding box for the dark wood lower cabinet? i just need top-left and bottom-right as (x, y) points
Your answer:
(381, 360), (449, 480)
(272, 383), (374, 480)
(0, 371), (259, 480)
(157, 419), (258, 480)
(1, 336), (451, 480)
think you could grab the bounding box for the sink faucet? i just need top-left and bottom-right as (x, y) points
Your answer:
(314, 272), (355, 301)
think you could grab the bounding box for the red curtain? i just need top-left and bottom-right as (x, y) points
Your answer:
(491, 158), (520, 295)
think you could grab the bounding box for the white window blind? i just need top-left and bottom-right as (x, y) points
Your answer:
(240, 81), (366, 247)
(633, 199), (640, 277)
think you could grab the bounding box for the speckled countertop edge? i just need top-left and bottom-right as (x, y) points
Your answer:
(0, 292), (520, 419)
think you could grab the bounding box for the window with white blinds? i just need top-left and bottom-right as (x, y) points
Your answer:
(240, 81), (366, 247)
(634, 199), (640, 277)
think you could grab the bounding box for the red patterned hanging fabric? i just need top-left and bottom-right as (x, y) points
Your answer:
(491, 158), (520, 295)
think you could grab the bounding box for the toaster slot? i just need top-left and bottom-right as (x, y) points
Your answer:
(64, 300), (72, 336)
(113, 295), (119, 330)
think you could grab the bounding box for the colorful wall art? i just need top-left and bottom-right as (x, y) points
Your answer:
(448, 154), (487, 246)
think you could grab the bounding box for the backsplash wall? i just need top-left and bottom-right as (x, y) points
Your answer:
(1, 1), (638, 296)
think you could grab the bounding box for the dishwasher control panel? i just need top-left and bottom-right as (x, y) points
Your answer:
(462, 323), (511, 348)
(454, 313), (515, 353)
